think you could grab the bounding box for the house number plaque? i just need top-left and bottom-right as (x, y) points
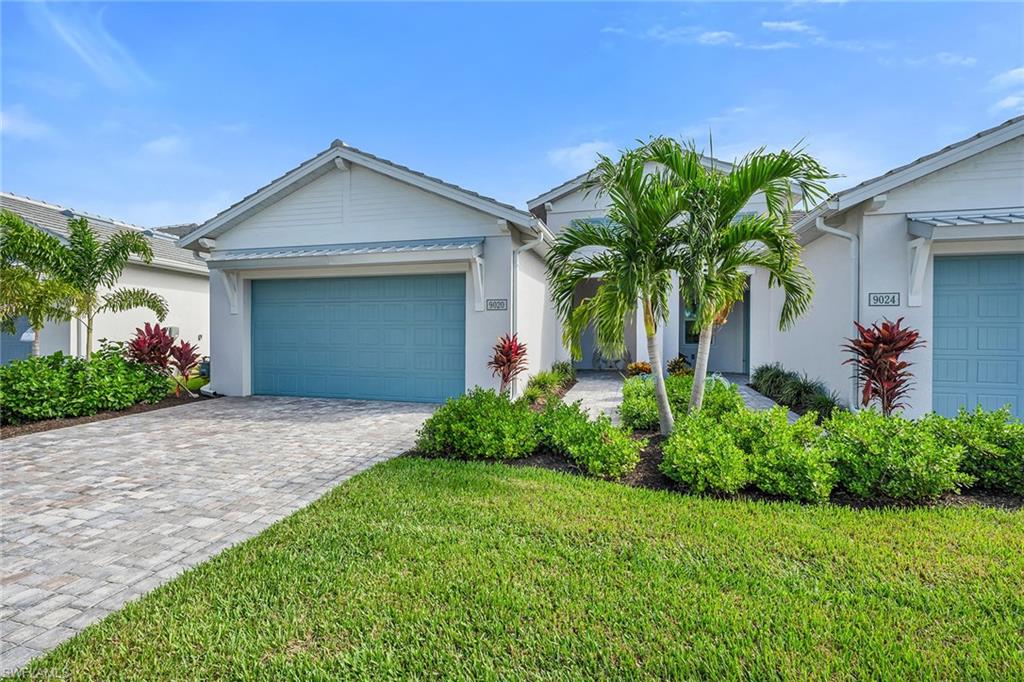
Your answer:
(486, 298), (508, 311)
(868, 292), (900, 307)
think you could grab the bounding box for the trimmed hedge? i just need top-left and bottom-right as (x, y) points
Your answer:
(620, 374), (744, 430)
(539, 401), (645, 479)
(416, 388), (539, 460)
(0, 352), (168, 425)
(922, 406), (1024, 495)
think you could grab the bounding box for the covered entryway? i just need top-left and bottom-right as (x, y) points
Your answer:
(933, 254), (1023, 418)
(251, 274), (465, 402)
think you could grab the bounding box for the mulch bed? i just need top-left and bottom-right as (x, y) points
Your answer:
(1, 394), (215, 440)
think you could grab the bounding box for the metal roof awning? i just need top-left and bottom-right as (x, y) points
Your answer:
(907, 209), (1024, 241)
(204, 237), (484, 268)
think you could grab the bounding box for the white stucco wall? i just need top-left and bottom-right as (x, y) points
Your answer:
(754, 135), (1024, 417)
(89, 264), (210, 353)
(515, 245), (560, 381)
(204, 162), (545, 398)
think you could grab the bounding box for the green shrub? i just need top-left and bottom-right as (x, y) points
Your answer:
(778, 374), (828, 414)
(550, 361), (576, 384)
(820, 409), (971, 501)
(660, 415), (750, 494)
(667, 355), (693, 377)
(803, 390), (845, 422)
(923, 407), (1024, 494)
(620, 374), (743, 430)
(0, 352), (168, 424)
(750, 363), (796, 402)
(519, 384), (545, 405)
(539, 401), (644, 479)
(416, 388), (539, 460)
(527, 370), (562, 394)
(728, 408), (834, 503)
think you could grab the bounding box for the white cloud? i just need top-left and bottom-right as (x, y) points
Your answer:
(600, 26), (626, 35)
(935, 52), (977, 67)
(547, 141), (615, 175)
(991, 66), (1024, 90)
(0, 106), (53, 140)
(812, 36), (889, 53)
(748, 41), (799, 51)
(28, 4), (153, 90)
(991, 94), (1024, 114)
(697, 31), (740, 46)
(900, 52), (978, 68)
(762, 20), (816, 34)
(142, 134), (187, 156)
(644, 25), (700, 45)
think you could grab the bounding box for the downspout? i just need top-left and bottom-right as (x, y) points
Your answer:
(510, 220), (548, 397)
(816, 215), (860, 409)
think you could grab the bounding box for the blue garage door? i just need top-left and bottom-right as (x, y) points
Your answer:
(933, 254), (1023, 418)
(251, 275), (465, 403)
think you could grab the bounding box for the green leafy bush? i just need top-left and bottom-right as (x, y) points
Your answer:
(0, 352), (168, 424)
(538, 401), (645, 479)
(923, 407), (1024, 494)
(519, 385), (545, 405)
(416, 388), (539, 460)
(820, 409), (971, 501)
(620, 374), (743, 430)
(550, 361), (576, 384)
(750, 363), (846, 422)
(527, 370), (562, 393)
(728, 408), (835, 503)
(660, 415), (750, 494)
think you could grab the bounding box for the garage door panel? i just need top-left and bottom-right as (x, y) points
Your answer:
(933, 255), (1023, 418)
(252, 274), (465, 403)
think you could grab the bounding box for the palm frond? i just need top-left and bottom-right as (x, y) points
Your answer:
(100, 287), (168, 321)
(98, 229), (154, 287)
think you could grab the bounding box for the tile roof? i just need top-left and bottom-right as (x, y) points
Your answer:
(0, 192), (207, 273)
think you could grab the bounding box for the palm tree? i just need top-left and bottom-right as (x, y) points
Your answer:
(0, 210), (169, 358)
(643, 138), (832, 413)
(547, 147), (686, 435)
(0, 265), (76, 357)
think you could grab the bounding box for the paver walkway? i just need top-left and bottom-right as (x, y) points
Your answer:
(721, 373), (800, 421)
(563, 371), (625, 424)
(0, 396), (434, 673)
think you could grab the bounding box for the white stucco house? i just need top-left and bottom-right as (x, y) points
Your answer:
(0, 193), (210, 362)
(178, 117), (1020, 419)
(528, 116), (1023, 419)
(751, 115), (1023, 419)
(177, 141), (558, 403)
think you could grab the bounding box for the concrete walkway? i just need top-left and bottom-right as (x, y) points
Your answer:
(562, 371), (625, 424)
(1, 396), (434, 673)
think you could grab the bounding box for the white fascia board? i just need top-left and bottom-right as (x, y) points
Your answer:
(205, 244), (482, 271)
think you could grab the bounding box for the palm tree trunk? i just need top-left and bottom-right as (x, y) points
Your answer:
(85, 315), (94, 359)
(32, 328), (41, 357)
(689, 324), (714, 414)
(644, 299), (674, 435)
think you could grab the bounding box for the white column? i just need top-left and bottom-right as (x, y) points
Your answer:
(664, 272), (681, 367)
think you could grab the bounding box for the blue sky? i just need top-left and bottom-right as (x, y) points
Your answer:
(2, 2), (1022, 227)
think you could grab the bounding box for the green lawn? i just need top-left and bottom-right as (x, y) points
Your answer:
(21, 458), (1024, 680)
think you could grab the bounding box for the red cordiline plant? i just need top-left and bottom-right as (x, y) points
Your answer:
(488, 333), (528, 395)
(843, 317), (924, 416)
(169, 340), (201, 397)
(126, 322), (174, 370)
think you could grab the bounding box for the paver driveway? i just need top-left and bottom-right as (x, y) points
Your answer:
(0, 396), (434, 672)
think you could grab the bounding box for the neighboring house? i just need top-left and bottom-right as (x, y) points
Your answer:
(751, 116), (1023, 419)
(177, 140), (558, 403)
(0, 193), (210, 362)
(527, 156), (802, 376)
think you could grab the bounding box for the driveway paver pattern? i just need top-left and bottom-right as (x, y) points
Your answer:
(1, 396), (433, 672)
